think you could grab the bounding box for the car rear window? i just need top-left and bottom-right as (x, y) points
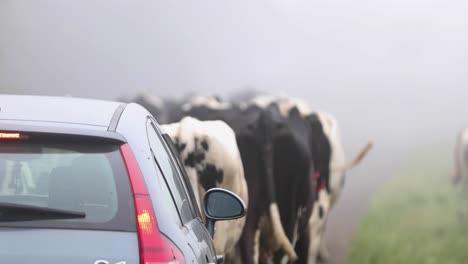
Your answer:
(0, 135), (135, 231)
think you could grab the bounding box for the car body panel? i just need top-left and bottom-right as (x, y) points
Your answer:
(0, 228), (139, 264)
(0, 120), (126, 143)
(0, 95), (121, 127)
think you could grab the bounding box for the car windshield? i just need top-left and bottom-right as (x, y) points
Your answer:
(0, 139), (135, 231)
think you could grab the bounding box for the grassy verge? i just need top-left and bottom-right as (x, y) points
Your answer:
(349, 146), (468, 264)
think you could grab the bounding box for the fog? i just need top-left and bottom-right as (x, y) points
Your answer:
(2, 1), (467, 148)
(1, 1), (468, 262)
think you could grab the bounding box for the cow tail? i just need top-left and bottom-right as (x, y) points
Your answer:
(263, 144), (298, 261)
(269, 203), (298, 261)
(333, 140), (373, 171)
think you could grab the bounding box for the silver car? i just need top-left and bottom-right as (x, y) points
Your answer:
(0, 95), (246, 264)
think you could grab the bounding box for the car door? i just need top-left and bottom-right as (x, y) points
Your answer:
(158, 127), (218, 264)
(147, 119), (216, 264)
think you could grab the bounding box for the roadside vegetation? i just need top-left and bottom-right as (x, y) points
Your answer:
(349, 145), (468, 264)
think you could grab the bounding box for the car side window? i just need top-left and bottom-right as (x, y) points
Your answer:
(161, 133), (203, 220)
(146, 120), (195, 224)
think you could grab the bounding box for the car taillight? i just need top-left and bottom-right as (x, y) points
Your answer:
(120, 144), (185, 264)
(0, 132), (24, 139)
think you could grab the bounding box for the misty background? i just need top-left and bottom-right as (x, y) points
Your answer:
(1, 1), (467, 262)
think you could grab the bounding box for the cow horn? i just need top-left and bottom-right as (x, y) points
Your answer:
(269, 203), (298, 261)
(332, 140), (374, 171)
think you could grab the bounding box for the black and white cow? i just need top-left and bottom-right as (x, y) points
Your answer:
(250, 95), (373, 264)
(183, 97), (317, 264)
(306, 113), (372, 264)
(161, 116), (249, 257)
(249, 95), (324, 263)
(453, 127), (468, 185)
(268, 105), (318, 264)
(453, 127), (468, 217)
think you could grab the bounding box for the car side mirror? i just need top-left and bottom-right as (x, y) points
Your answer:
(203, 188), (246, 238)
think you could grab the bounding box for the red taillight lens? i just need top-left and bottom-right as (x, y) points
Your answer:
(135, 195), (182, 264)
(120, 144), (185, 264)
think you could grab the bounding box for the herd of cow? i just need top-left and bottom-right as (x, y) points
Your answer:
(123, 91), (374, 264)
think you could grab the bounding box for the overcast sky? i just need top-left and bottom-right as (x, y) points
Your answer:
(1, 0), (468, 152)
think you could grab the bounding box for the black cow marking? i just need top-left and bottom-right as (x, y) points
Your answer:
(319, 205), (324, 219)
(199, 164), (224, 191)
(201, 140), (209, 151)
(185, 151), (206, 167)
(175, 142), (187, 153)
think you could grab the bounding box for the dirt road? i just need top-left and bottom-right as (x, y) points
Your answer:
(322, 146), (406, 264)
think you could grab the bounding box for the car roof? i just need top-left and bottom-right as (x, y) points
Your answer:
(0, 95), (124, 128)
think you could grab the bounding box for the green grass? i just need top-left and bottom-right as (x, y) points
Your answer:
(349, 146), (468, 264)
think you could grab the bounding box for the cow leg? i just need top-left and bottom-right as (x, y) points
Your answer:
(254, 228), (262, 264)
(306, 203), (328, 264)
(464, 149), (468, 217)
(458, 164), (468, 219)
(239, 213), (261, 264)
(317, 236), (330, 263)
(308, 234), (321, 264)
(462, 180), (468, 219)
(293, 227), (310, 264)
(317, 224), (330, 262)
